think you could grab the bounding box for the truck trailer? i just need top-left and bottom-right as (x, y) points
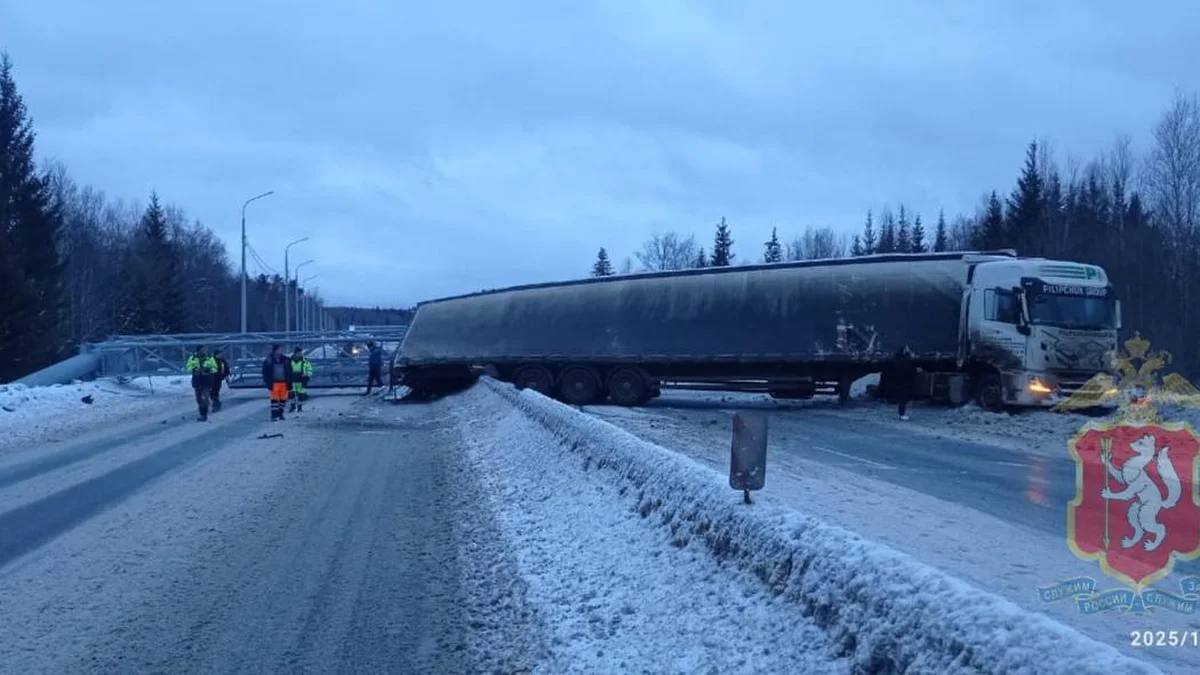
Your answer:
(393, 251), (1119, 409)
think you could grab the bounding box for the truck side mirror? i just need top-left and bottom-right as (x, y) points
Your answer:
(1014, 287), (1032, 335)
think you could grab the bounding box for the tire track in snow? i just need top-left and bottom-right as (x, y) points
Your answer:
(0, 397), (253, 491)
(0, 401), (263, 569)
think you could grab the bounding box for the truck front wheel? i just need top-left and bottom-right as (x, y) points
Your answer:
(559, 366), (602, 405)
(975, 373), (1004, 411)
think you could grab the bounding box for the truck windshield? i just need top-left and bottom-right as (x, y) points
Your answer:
(1028, 293), (1116, 329)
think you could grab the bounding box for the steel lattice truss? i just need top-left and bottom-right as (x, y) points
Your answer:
(83, 326), (408, 389)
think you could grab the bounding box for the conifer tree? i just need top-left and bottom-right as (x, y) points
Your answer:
(0, 53), (63, 380)
(877, 209), (897, 253)
(710, 217), (734, 266)
(975, 191), (1007, 249)
(1006, 141), (1044, 254)
(933, 210), (948, 252)
(762, 227), (782, 262)
(896, 205), (912, 253)
(850, 234), (864, 256)
(694, 247), (707, 268)
(911, 213), (926, 253)
(861, 211), (876, 254)
(591, 247), (614, 276)
(120, 193), (184, 333)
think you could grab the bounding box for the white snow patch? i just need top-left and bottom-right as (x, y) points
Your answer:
(0, 377), (190, 456)
(474, 378), (1156, 674)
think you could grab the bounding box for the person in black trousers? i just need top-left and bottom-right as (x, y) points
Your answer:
(210, 349), (231, 412)
(365, 341), (384, 395)
(891, 346), (917, 420)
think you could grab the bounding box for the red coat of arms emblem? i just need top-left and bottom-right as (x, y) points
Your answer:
(1069, 422), (1200, 588)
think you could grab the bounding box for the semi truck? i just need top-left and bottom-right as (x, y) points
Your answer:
(393, 251), (1119, 409)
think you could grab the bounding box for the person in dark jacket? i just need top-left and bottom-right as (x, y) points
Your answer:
(365, 341), (384, 395)
(261, 344), (293, 421)
(891, 346), (918, 420)
(186, 346), (218, 421)
(210, 349), (231, 412)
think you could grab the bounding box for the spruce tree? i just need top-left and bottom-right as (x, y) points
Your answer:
(877, 209), (897, 253)
(1006, 141), (1043, 254)
(911, 213), (926, 253)
(896, 205), (912, 253)
(591, 247), (614, 276)
(933, 210), (948, 252)
(710, 217), (734, 266)
(0, 53), (63, 380)
(694, 247), (707, 268)
(121, 193), (184, 333)
(861, 211), (876, 254)
(850, 234), (864, 256)
(975, 191), (1007, 250)
(762, 227), (782, 263)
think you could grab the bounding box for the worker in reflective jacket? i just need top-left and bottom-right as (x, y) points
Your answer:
(262, 344), (293, 421)
(185, 345), (219, 422)
(288, 347), (313, 412)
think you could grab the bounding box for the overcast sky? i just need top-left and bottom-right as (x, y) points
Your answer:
(3, 1), (1198, 307)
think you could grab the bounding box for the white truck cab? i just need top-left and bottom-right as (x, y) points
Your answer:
(964, 256), (1118, 408)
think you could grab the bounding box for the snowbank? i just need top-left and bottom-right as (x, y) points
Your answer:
(476, 378), (1155, 674)
(0, 377), (190, 455)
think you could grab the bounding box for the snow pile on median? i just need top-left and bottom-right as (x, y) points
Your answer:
(0, 377), (190, 456)
(475, 378), (1155, 674)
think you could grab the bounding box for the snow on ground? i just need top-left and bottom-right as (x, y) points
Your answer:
(584, 398), (1198, 673)
(0, 376), (192, 458)
(455, 385), (847, 673)
(581, 387), (1200, 673)
(465, 378), (1153, 674)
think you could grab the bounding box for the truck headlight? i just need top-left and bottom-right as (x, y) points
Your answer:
(1028, 377), (1052, 394)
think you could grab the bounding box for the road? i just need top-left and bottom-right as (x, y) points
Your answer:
(0, 390), (541, 673)
(1, 382), (1187, 672)
(584, 392), (1200, 675)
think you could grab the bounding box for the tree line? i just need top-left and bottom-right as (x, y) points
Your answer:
(591, 91), (1200, 375)
(0, 54), (325, 382)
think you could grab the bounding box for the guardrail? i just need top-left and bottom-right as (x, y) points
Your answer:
(81, 327), (409, 389)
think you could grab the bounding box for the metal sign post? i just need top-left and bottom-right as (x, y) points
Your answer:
(729, 412), (767, 504)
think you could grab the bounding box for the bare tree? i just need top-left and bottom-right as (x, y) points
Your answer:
(785, 226), (847, 260)
(1145, 91), (1200, 244)
(947, 214), (977, 251)
(635, 231), (699, 271)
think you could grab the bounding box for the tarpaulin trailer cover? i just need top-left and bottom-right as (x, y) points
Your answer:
(399, 254), (977, 367)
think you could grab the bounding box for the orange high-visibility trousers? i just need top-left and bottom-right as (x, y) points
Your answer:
(270, 382), (289, 419)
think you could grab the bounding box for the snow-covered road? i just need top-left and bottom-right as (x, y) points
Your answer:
(0, 388), (547, 672)
(584, 390), (1200, 674)
(0, 379), (1169, 672)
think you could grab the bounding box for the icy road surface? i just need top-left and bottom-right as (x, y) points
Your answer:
(584, 390), (1200, 674)
(0, 387), (847, 672)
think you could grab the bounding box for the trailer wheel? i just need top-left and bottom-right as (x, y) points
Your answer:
(559, 366), (602, 405)
(512, 365), (554, 395)
(607, 367), (648, 406)
(975, 373), (1004, 411)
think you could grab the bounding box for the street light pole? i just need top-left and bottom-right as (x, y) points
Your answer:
(283, 237), (309, 334)
(295, 260), (314, 333)
(300, 273), (319, 331)
(240, 190), (274, 333)
(302, 275), (319, 332)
